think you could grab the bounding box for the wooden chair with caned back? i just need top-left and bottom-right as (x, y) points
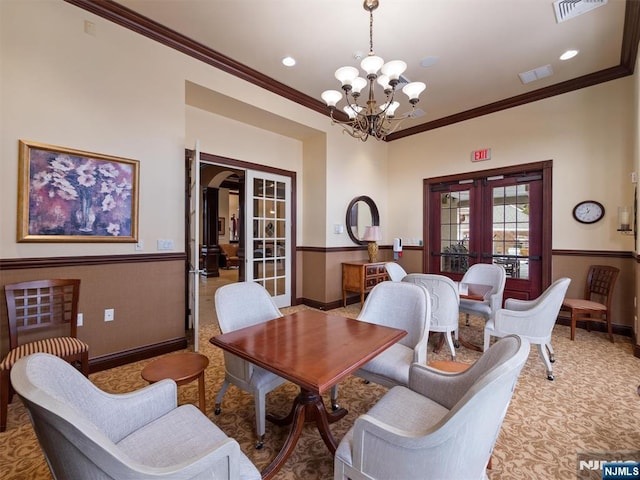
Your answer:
(1, 279), (89, 432)
(560, 265), (619, 343)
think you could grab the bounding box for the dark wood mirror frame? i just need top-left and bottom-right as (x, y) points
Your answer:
(346, 195), (380, 246)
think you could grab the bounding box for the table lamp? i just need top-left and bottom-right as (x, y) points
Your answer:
(362, 226), (381, 263)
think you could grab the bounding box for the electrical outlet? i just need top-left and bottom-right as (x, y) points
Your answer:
(157, 239), (174, 250)
(77, 313), (83, 327)
(135, 240), (144, 251)
(104, 308), (114, 322)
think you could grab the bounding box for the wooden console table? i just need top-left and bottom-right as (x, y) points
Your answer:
(342, 261), (388, 306)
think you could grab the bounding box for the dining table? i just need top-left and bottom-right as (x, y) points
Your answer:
(210, 309), (407, 480)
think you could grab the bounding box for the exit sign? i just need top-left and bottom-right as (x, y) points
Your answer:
(471, 148), (491, 162)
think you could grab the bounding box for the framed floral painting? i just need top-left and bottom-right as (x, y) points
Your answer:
(17, 140), (139, 242)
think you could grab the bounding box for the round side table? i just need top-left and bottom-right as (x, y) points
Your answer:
(141, 352), (209, 414)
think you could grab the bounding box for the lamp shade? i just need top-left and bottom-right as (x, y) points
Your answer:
(380, 101), (400, 117)
(361, 55), (384, 76)
(362, 225), (381, 242)
(344, 105), (362, 119)
(335, 66), (359, 86)
(321, 90), (343, 107)
(352, 77), (368, 94)
(381, 60), (407, 80)
(402, 81), (426, 101)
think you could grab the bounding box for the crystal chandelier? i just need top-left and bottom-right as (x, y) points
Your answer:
(321, 0), (426, 142)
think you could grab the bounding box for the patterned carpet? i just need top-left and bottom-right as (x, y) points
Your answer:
(1, 274), (639, 479)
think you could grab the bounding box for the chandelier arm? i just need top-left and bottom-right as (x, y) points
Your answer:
(344, 90), (363, 110)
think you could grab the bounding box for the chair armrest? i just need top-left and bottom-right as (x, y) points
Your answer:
(504, 297), (537, 311)
(350, 410), (454, 472)
(413, 334), (429, 364)
(91, 379), (178, 442)
(493, 305), (551, 338)
(408, 363), (474, 410)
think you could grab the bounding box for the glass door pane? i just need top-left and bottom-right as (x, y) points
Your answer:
(246, 171), (291, 307)
(491, 184), (530, 280)
(440, 189), (471, 274)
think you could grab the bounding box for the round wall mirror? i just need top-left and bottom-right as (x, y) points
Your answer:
(346, 196), (380, 245)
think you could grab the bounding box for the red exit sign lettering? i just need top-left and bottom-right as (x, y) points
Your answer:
(471, 148), (491, 162)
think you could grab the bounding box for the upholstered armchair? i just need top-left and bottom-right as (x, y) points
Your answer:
(384, 262), (407, 281)
(11, 353), (261, 480)
(403, 273), (460, 360)
(353, 281), (431, 388)
(459, 263), (507, 334)
(484, 277), (571, 380)
(219, 243), (240, 268)
(335, 335), (530, 480)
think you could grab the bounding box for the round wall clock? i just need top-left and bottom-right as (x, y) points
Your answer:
(572, 200), (605, 224)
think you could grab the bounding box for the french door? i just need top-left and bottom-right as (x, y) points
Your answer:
(245, 170), (292, 308)
(425, 161), (552, 301)
(186, 144), (201, 350)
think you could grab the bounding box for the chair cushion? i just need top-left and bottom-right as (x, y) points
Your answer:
(118, 404), (260, 478)
(459, 299), (492, 318)
(249, 364), (285, 390)
(336, 385), (450, 466)
(0, 337), (89, 370)
(358, 343), (414, 385)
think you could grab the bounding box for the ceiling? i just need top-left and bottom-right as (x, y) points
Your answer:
(71, 0), (638, 141)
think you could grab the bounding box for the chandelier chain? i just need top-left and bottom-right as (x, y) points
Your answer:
(369, 7), (374, 55)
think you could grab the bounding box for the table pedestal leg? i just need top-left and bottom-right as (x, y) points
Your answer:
(261, 388), (347, 480)
(458, 336), (484, 352)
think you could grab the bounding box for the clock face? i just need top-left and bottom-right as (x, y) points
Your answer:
(573, 201), (605, 224)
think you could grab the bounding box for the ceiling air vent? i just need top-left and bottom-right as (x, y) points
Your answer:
(397, 74), (411, 87)
(553, 0), (607, 23)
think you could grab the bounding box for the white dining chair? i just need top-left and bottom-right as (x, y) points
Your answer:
(354, 281), (431, 388)
(484, 277), (571, 380)
(384, 262), (408, 281)
(459, 263), (507, 341)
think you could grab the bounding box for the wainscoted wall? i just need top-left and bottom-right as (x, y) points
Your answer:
(299, 246), (637, 353)
(552, 251), (636, 331)
(0, 254), (187, 372)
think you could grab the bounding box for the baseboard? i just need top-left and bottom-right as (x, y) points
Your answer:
(297, 295), (364, 311)
(88, 337), (188, 374)
(555, 316), (633, 338)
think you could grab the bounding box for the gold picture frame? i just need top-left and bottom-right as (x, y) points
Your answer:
(18, 140), (140, 242)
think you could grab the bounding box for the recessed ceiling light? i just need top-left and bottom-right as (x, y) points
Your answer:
(282, 56), (296, 67)
(560, 49), (579, 61)
(420, 56), (438, 68)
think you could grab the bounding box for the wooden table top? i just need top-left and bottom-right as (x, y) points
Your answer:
(141, 352), (209, 384)
(457, 282), (493, 301)
(210, 309), (407, 395)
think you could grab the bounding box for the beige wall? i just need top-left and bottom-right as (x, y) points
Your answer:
(387, 79), (635, 252)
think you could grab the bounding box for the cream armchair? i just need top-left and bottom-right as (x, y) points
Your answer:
(11, 353), (260, 480)
(335, 335), (530, 480)
(214, 281), (288, 449)
(459, 263), (506, 335)
(484, 277), (571, 380)
(353, 281), (431, 388)
(384, 262), (407, 281)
